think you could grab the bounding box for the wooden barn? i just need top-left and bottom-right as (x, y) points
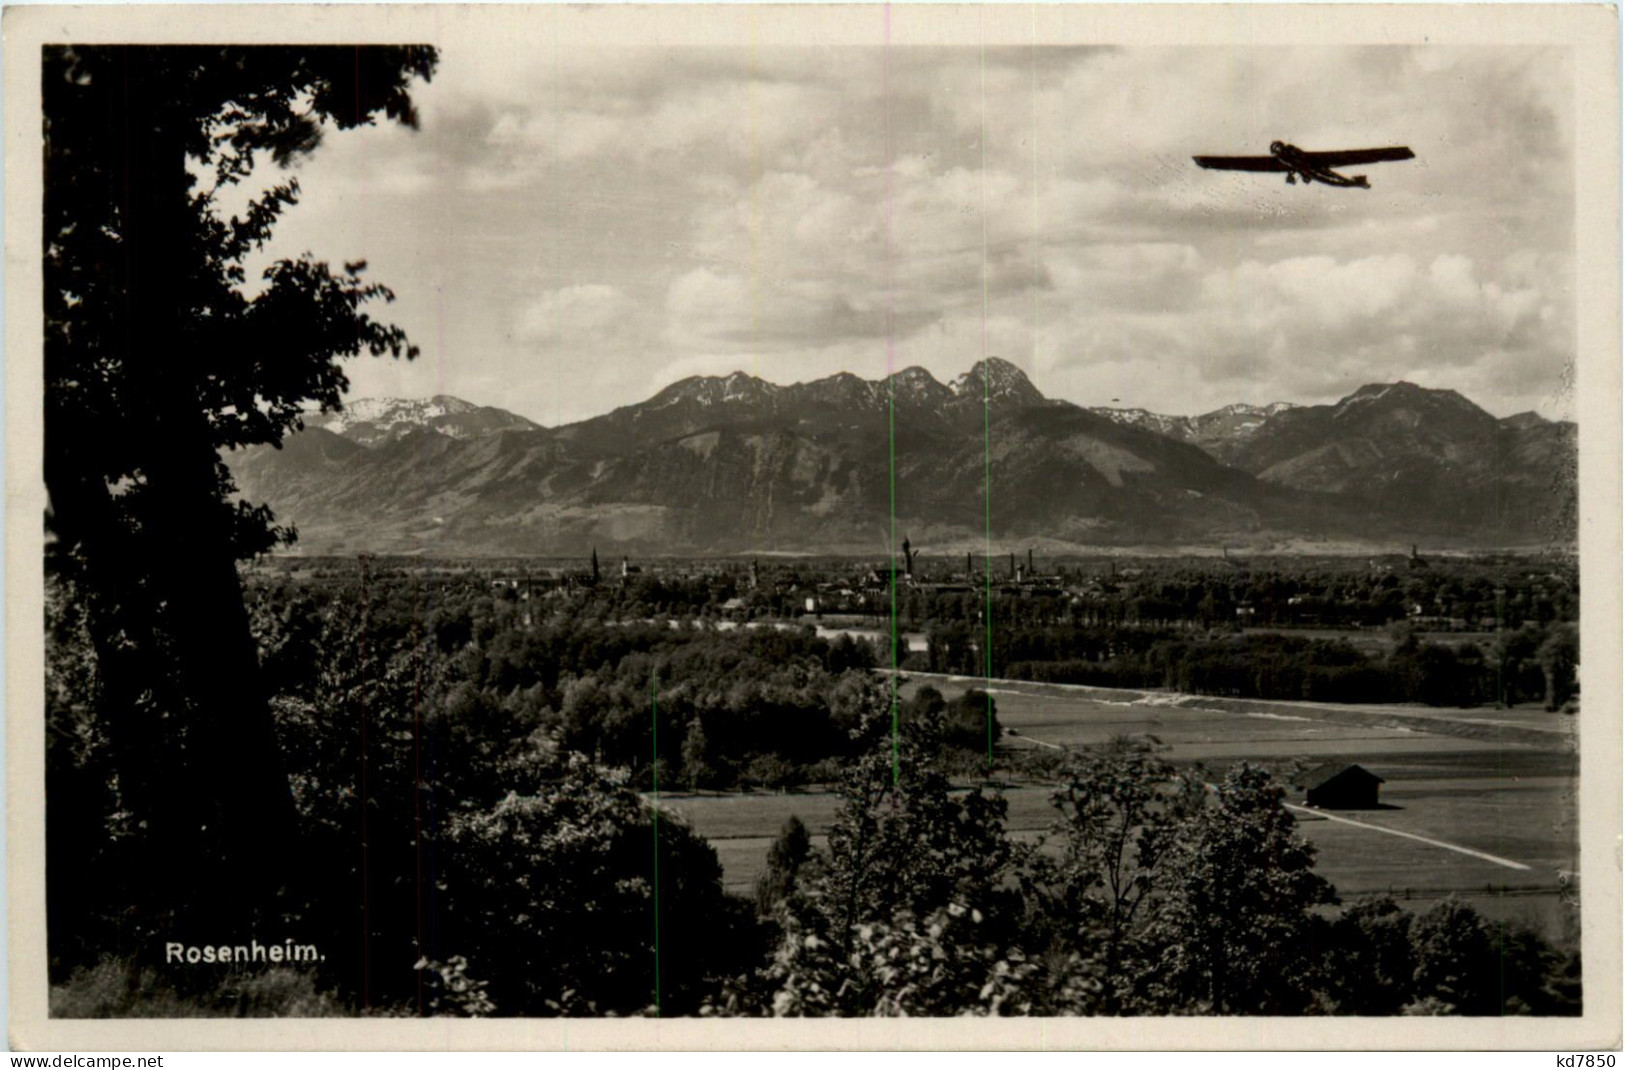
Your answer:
(1297, 762), (1384, 809)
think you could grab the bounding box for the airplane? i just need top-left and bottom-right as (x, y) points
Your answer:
(1193, 141), (1414, 188)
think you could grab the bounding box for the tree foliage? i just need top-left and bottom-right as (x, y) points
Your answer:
(43, 42), (435, 970)
(1144, 764), (1336, 1014)
(754, 816), (812, 918)
(45, 45), (434, 564)
(759, 700), (1021, 1015)
(1025, 740), (1205, 1013)
(440, 756), (751, 1017)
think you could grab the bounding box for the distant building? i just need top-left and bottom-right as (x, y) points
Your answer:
(1297, 763), (1384, 810)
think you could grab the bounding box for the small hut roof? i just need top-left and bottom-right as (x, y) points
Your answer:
(1298, 762), (1385, 790)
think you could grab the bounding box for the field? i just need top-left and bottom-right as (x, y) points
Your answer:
(654, 673), (1579, 939)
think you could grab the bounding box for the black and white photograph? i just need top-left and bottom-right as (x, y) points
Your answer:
(6, 2), (1620, 1052)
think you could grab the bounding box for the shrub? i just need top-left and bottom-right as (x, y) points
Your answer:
(436, 756), (755, 1016)
(51, 958), (352, 1018)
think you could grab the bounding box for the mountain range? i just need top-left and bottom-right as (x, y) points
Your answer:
(1088, 401), (1299, 465)
(226, 360), (1577, 556)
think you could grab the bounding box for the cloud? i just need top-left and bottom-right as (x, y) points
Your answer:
(665, 266), (941, 352)
(1043, 242), (1202, 312)
(249, 41), (1573, 423)
(514, 283), (645, 345)
(1037, 249), (1570, 413)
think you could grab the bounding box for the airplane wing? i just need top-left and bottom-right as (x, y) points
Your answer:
(1192, 155), (1288, 172)
(1298, 146), (1415, 168)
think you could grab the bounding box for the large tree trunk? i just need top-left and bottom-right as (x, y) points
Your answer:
(109, 52), (296, 927)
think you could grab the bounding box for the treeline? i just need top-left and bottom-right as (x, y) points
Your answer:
(875, 556), (1576, 632)
(250, 569), (1002, 795)
(928, 621), (1579, 710)
(266, 553), (1580, 635)
(244, 570), (959, 792)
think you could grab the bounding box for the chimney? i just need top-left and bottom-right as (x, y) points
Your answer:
(1028, 547), (1034, 576)
(1008, 552), (1016, 578)
(966, 552), (973, 577)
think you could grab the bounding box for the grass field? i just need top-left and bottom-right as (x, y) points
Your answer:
(909, 671), (1577, 748)
(653, 673), (1580, 939)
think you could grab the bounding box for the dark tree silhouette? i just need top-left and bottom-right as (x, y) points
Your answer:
(753, 815), (810, 917)
(43, 46), (436, 933)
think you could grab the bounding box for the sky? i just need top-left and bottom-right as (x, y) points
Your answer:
(244, 41), (1576, 425)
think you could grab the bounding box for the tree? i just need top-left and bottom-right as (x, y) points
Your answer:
(1537, 622), (1579, 711)
(898, 685), (947, 727)
(1405, 897), (1499, 1015)
(680, 716), (713, 791)
(1144, 764), (1335, 1014)
(946, 687), (1000, 755)
(760, 702), (1021, 1015)
(753, 815), (811, 917)
(1321, 896), (1418, 1014)
(1030, 739), (1205, 1013)
(1492, 624), (1545, 708)
(440, 756), (754, 1016)
(43, 46), (436, 926)
(1397, 896), (1579, 1016)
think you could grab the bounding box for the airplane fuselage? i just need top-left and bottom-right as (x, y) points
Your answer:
(1269, 141), (1370, 188)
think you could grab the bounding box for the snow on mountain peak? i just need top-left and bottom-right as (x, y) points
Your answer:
(1208, 401), (1296, 419)
(1334, 382), (1483, 421)
(722, 371), (771, 402)
(305, 395), (534, 446)
(649, 372), (782, 409)
(889, 365), (939, 386)
(315, 396), (468, 432)
(951, 357), (1043, 403)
